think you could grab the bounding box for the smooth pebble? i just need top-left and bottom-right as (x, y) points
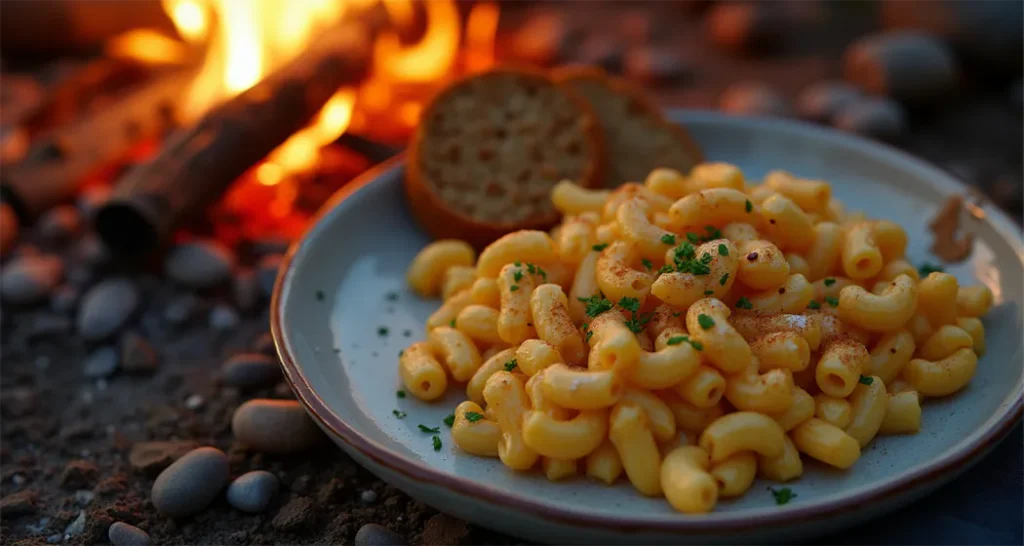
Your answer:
(843, 31), (958, 104)
(77, 279), (139, 340)
(209, 304), (240, 330)
(720, 82), (792, 117)
(355, 523), (408, 546)
(233, 268), (261, 312)
(257, 254), (283, 298)
(151, 447), (229, 518)
(35, 205), (81, 243)
(1, 254), (64, 304)
(226, 470), (279, 513)
(360, 490), (378, 504)
(108, 522), (150, 546)
(83, 347), (118, 378)
(221, 353), (281, 389)
(164, 294), (199, 326)
(833, 97), (908, 140)
(232, 399), (323, 454)
(164, 240), (235, 288)
(797, 81), (862, 123)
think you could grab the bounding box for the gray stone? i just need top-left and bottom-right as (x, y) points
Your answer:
(226, 470), (279, 513)
(108, 522), (150, 546)
(151, 446), (229, 518)
(355, 523), (408, 546)
(720, 82), (792, 117)
(77, 279), (139, 340)
(120, 332), (159, 374)
(209, 304), (240, 330)
(257, 254), (283, 297)
(232, 399), (322, 454)
(833, 97), (908, 140)
(83, 347), (118, 378)
(164, 293), (199, 326)
(50, 285), (79, 313)
(843, 32), (958, 105)
(63, 510), (86, 538)
(36, 205), (81, 243)
(1, 254), (64, 304)
(221, 353), (280, 389)
(360, 489), (378, 504)
(164, 240), (235, 288)
(797, 81), (862, 123)
(233, 268), (261, 312)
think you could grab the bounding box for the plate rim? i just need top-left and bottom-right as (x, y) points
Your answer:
(271, 110), (1024, 533)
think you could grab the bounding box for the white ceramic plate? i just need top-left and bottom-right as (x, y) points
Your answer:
(272, 111), (1023, 544)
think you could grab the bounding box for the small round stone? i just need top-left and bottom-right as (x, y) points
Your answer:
(226, 470), (279, 513)
(843, 31), (958, 104)
(257, 254), (283, 298)
(0, 202), (19, 257)
(232, 268), (261, 312)
(797, 81), (862, 123)
(209, 305), (240, 330)
(164, 294), (199, 326)
(151, 446), (229, 518)
(108, 522), (150, 546)
(355, 523), (408, 546)
(77, 279), (140, 341)
(0, 254), (64, 305)
(360, 490), (378, 504)
(164, 240), (236, 288)
(35, 205), (81, 243)
(83, 346), (119, 378)
(232, 399), (322, 454)
(720, 82), (792, 117)
(221, 353), (281, 389)
(833, 97), (907, 140)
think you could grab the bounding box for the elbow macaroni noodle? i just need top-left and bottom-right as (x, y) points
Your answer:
(398, 163), (994, 514)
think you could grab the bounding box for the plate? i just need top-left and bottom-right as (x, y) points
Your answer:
(271, 111), (1023, 544)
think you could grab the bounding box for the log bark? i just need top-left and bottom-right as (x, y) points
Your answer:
(95, 26), (371, 254)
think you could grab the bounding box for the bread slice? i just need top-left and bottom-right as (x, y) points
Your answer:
(555, 66), (704, 187)
(407, 68), (604, 249)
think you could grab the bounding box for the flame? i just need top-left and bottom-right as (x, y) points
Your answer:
(106, 29), (191, 65)
(465, 2), (500, 73)
(373, 0), (461, 82)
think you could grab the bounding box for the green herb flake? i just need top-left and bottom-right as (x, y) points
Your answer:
(418, 424), (440, 433)
(666, 336), (687, 346)
(585, 330), (593, 343)
(703, 226), (723, 241)
(432, 435), (442, 451)
(918, 262), (945, 277)
(769, 487), (796, 505)
(704, 290), (715, 296)
(510, 285), (519, 292)
(449, 318), (457, 327)
(700, 253), (714, 265)
(592, 243), (609, 252)
(504, 359), (518, 372)
(697, 314), (715, 330)
(443, 413), (455, 427)
(641, 258), (653, 271)
(823, 278), (836, 287)
(825, 296), (839, 308)
(393, 410), (407, 419)
(689, 340), (704, 351)
(859, 375), (874, 385)
(807, 300), (821, 310)
(745, 199), (753, 213)
(514, 261), (521, 267)
(397, 390), (407, 398)
(377, 327), (389, 337)
(661, 234), (677, 245)
(618, 297), (641, 313)
(658, 264), (675, 274)
(719, 273), (730, 286)
(399, 350), (404, 357)
(513, 269), (523, 282)
(315, 290), (325, 301)
(718, 243), (729, 256)
(578, 294), (614, 318)
(686, 232), (700, 244)
(465, 411), (485, 423)
(736, 296), (753, 310)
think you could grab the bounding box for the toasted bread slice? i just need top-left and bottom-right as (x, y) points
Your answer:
(555, 66), (704, 187)
(407, 68), (604, 249)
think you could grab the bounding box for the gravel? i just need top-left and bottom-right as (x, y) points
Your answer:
(360, 489), (378, 504)
(77, 278), (140, 340)
(163, 293), (199, 326)
(120, 332), (159, 374)
(108, 522), (151, 546)
(226, 470), (279, 513)
(209, 304), (240, 330)
(83, 346), (119, 378)
(129, 440), (201, 476)
(221, 353), (281, 389)
(843, 31), (958, 105)
(232, 399), (323, 454)
(1, 254), (65, 305)
(355, 523), (408, 546)
(164, 240), (235, 288)
(150, 446), (229, 518)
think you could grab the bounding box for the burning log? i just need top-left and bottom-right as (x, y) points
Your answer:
(95, 26), (372, 255)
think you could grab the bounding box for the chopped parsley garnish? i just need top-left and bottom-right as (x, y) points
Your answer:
(719, 273), (730, 286)
(592, 243), (609, 252)
(666, 335), (703, 351)
(700, 253), (714, 265)
(697, 314), (715, 330)
(465, 411), (485, 423)
(807, 300), (821, 310)
(859, 375), (874, 385)
(718, 244), (729, 256)
(397, 390), (407, 398)
(641, 258), (653, 271)
(618, 297), (641, 313)
(385, 291), (399, 302)
(670, 242), (713, 275)
(823, 278), (836, 287)
(658, 264), (674, 274)
(315, 290), (325, 301)
(513, 269), (523, 282)
(578, 294), (614, 317)
(514, 261), (521, 267)
(661, 234), (676, 245)
(703, 225), (723, 241)
(399, 350), (404, 357)
(449, 318), (456, 327)
(736, 296), (753, 309)
(526, 262), (546, 280)
(444, 414), (455, 427)
(686, 232), (700, 244)
(504, 359), (518, 372)
(378, 327), (389, 337)
(690, 339), (704, 351)
(824, 296), (839, 308)
(582, 323), (593, 343)
(704, 290), (715, 296)
(393, 410), (407, 419)
(510, 285), (519, 292)
(418, 424), (440, 433)
(619, 297), (652, 334)
(745, 199), (753, 213)
(432, 435), (442, 451)
(919, 262), (945, 276)
(769, 487), (796, 505)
